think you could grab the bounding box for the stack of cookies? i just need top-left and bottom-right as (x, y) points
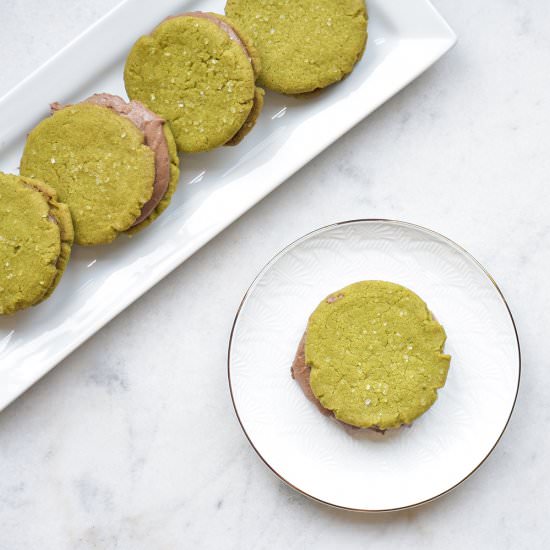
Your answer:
(1, 1), (368, 315)
(292, 281), (451, 431)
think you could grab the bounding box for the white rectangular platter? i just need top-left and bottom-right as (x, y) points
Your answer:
(0, 0), (456, 411)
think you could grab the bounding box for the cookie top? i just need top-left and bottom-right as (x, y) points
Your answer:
(305, 281), (451, 430)
(226, 0), (368, 94)
(81, 94), (181, 235)
(124, 13), (260, 152)
(0, 172), (74, 315)
(20, 103), (155, 246)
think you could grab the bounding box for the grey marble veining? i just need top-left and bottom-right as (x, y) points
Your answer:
(0, 0), (549, 548)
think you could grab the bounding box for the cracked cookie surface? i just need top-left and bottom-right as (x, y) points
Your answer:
(226, 0), (368, 94)
(303, 281), (451, 430)
(124, 13), (262, 152)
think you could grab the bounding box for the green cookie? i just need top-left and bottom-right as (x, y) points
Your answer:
(124, 12), (264, 153)
(0, 172), (74, 315)
(226, 86), (265, 146)
(20, 103), (156, 246)
(226, 0), (368, 94)
(305, 281), (451, 430)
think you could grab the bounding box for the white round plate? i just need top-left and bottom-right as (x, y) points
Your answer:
(228, 220), (520, 512)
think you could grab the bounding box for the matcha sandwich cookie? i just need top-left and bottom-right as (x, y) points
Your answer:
(225, 0), (368, 95)
(124, 12), (264, 153)
(292, 281), (451, 431)
(20, 94), (180, 246)
(0, 172), (74, 315)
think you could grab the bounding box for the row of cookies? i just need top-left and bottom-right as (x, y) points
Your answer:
(124, 1), (369, 152)
(1, 1), (368, 314)
(0, 96), (175, 314)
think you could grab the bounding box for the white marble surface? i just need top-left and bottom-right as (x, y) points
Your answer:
(0, 0), (547, 547)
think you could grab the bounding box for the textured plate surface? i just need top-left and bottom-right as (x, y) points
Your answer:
(229, 220), (520, 511)
(0, 0), (455, 410)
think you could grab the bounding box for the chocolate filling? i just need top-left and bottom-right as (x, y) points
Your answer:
(51, 94), (171, 227)
(291, 334), (331, 416)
